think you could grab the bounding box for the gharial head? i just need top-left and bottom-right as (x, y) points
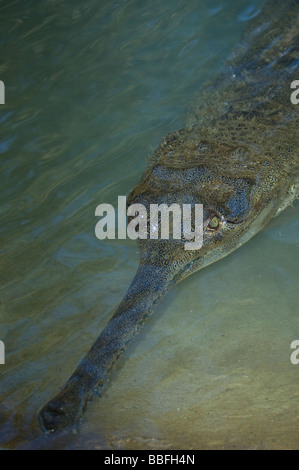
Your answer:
(127, 126), (284, 285)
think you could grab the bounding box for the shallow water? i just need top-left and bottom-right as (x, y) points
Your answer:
(0, 0), (299, 450)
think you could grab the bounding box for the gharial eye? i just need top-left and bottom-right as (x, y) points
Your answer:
(206, 214), (222, 233)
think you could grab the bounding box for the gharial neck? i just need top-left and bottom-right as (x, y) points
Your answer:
(192, 0), (299, 143)
(188, 0), (299, 177)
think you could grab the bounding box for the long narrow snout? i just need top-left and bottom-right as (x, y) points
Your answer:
(39, 253), (182, 433)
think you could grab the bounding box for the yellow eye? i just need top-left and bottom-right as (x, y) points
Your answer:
(209, 216), (219, 229)
(206, 214), (222, 233)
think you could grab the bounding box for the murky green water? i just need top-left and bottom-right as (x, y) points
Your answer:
(0, 0), (299, 450)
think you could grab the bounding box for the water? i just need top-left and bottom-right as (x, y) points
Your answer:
(0, 0), (299, 450)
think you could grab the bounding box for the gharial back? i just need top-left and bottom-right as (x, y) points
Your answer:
(192, 0), (299, 146)
(128, 0), (299, 218)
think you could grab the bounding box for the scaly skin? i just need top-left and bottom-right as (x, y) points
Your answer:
(39, 0), (299, 432)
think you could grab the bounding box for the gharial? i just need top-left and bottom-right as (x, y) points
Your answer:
(39, 0), (299, 432)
